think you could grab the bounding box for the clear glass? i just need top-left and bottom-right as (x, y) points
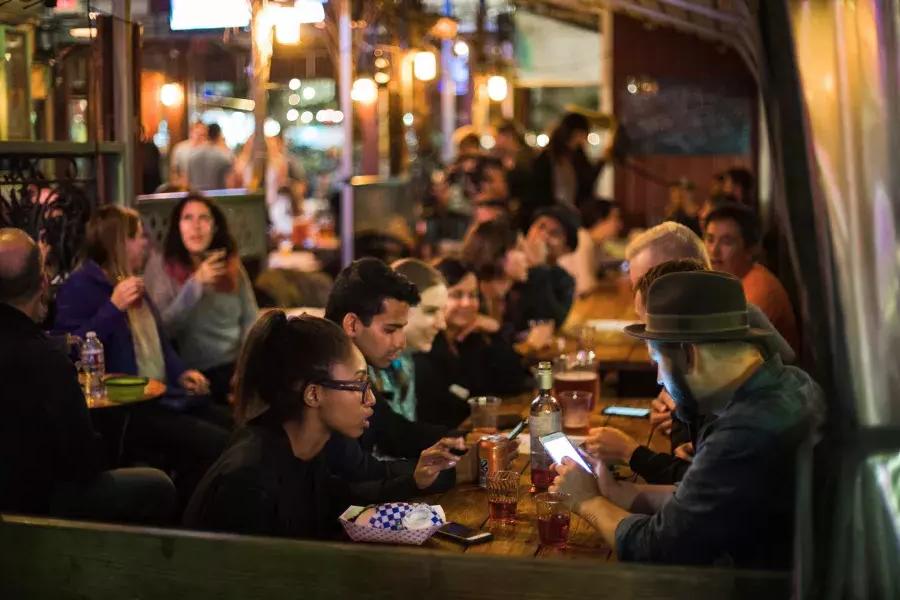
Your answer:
(558, 391), (593, 434)
(535, 492), (571, 547)
(553, 352), (599, 410)
(468, 396), (501, 431)
(486, 470), (519, 523)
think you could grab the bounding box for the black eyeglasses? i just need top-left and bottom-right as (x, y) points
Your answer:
(314, 378), (372, 404)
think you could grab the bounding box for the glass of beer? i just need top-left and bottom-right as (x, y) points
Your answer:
(487, 470), (520, 523)
(535, 492), (571, 547)
(553, 352), (599, 411)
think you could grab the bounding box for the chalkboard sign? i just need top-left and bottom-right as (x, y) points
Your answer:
(617, 81), (751, 155)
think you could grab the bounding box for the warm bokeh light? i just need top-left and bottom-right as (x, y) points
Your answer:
(413, 51), (437, 81)
(537, 133), (549, 147)
(69, 27), (97, 39)
(294, 0), (326, 23)
(430, 16), (458, 40)
(264, 118), (282, 137)
(351, 77), (378, 104)
(159, 83), (184, 107)
(486, 75), (508, 102)
(286, 109), (300, 121)
(275, 20), (301, 45)
(289, 78), (302, 90)
(454, 40), (469, 57)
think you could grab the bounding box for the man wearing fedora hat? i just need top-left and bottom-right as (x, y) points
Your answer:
(551, 271), (822, 568)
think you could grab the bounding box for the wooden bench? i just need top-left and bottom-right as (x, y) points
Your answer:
(0, 514), (790, 599)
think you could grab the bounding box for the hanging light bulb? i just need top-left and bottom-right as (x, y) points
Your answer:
(159, 83), (184, 107)
(413, 51), (437, 81)
(351, 78), (378, 104)
(486, 75), (508, 102)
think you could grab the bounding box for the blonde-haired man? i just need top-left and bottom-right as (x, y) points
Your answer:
(622, 222), (794, 433)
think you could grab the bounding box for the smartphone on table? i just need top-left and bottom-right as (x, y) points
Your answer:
(434, 522), (493, 546)
(601, 406), (651, 418)
(539, 432), (593, 473)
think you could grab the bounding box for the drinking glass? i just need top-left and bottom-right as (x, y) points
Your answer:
(558, 391), (593, 434)
(468, 396), (501, 431)
(535, 492), (571, 547)
(486, 470), (520, 523)
(553, 353), (599, 410)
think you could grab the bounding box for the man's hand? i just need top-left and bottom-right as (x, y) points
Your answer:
(549, 457), (600, 514)
(414, 437), (465, 490)
(179, 370), (210, 395)
(674, 442), (694, 462)
(650, 390), (676, 435)
(584, 426), (640, 465)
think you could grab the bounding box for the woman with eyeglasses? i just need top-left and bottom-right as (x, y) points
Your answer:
(184, 310), (459, 539)
(413, 259), (529, 429)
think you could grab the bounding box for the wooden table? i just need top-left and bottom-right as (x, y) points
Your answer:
(421, 391), (668, 561)
(562, 276), (653, 372)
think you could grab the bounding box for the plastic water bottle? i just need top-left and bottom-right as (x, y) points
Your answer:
(81, 331), (106, 401)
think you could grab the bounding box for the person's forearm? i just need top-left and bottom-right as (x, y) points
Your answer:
(575, 496), (631, 548)
(630, 484), (676, 514)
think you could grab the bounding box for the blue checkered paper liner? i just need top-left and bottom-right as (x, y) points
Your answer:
(368, 502), (443, 531)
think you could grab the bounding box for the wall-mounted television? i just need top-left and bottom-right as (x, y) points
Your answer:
(170, 0), (251, 31)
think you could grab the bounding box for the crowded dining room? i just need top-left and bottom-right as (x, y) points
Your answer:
(0, 1), (898, 599)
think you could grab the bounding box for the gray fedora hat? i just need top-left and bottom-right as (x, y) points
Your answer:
(625, 271), (772, 343)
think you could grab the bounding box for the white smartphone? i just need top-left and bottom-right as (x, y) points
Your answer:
(539, 432), (593, 473)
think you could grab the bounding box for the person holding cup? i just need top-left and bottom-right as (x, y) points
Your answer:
(461, 218), (559, 354)
(144, 192), (258, 405)
(54, 206), (230, 507)
(55, 205), (209, 396)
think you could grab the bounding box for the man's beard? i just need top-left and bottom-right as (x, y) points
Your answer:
(667, 370), (700, 424)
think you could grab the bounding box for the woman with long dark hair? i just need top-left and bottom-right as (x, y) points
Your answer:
(144, 192), (258, 404)
(184, 311), (459, 538)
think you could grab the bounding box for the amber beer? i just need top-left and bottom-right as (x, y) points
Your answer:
(553, 370), (599, 410)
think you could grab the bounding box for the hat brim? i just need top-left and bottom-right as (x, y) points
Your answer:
(624, 323), (774, 343)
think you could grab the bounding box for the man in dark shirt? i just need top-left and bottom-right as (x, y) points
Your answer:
(325, 258), (464, 491)
(0, 228), (175, 523)
(551, 271), (822, 568)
